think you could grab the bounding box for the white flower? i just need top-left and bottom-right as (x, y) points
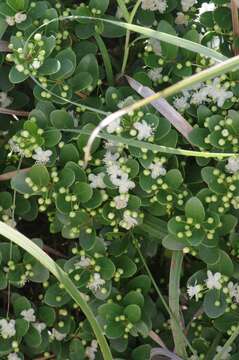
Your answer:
(87, 273), (105, 292)
(118, 96), (135, 109)
(75, 256), (91, 269)
(187, 282), (202, 301)
(0, 92), (12, 108)
(21, 308), (36, 322)
(181, 0), (197, 12)
(14, 12), (27, 23)
(32, 59), (41, 70)
(226, 157), (239, 174)
(173, 96), (189, 112)
(52, 328), (67, 341)
(7, 353), (21, 360)
(175, 12), (188, 26)
(16, 64), (24, 73)
(215, 346), (232, 360)
(134, 120), (154, 141)
(190, 89), (208, 105)
(32, 147), (52, 164)
(0, 319), (16, 338)
(32, 322), (46, 333)
(141, 0), (167, 13)
(205, 78), (233, 107)
(9, 139), (23, 155)
(114, 194), (129, 209)
(199, 2), (215, 15)
(88, 172), (106, 189)
(6, 16), (15, 26)
(106, 118), (121, 134)
(85, 340), (98, 360)
(149, 161), (166, 179)
(103, 151), (119, 164)
(112, 173), (135, 193)
(205, 270), (222, 290)
(149, 38), (162, 56)
(120, 212), (138, 230)
(148, 67), (163, 82)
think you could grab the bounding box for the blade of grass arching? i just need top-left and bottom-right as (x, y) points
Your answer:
(62, 128), (237, 159)
(126, 75), (194, 143)
(94, 33), (114, 86)
(134, 239), (197, 357)
(0, 222), (113, 360)
(83, 53), (239, 165)
(87, 17), (227, 63)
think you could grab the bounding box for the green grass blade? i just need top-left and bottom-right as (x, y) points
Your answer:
(0, 221), (113, 360)
(62, 128), (237, 159)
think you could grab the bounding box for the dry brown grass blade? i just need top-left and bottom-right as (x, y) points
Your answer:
(0, 107), (29, 117)
(0, 40), (10, 52)
(231, 0), (239, 55)
(126, 76), (193, 143)
(0, 168), (30, 181)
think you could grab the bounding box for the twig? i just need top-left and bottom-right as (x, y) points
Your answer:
(0, 40), (10, 52)
(43, 245), (66, 259)
(231, 0), (239, 55)
(0, 107), (29, 117)
(149, 330), (167, 349)
(0, 168), (31, 181)
(126, 76), (193, 143)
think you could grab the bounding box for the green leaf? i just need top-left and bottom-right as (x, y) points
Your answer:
(157, 20), (178, 60)
(44, 283), (71, 307)
(9, 66), (29, 84)
(73, 181), (93, 203)
(96, 257), (115, 280)
(68, 72), (93, 92)
(43, 128), (62, 147)
(185, 197), (205, 222)
(60, 144), (79, 164)
(162, 234), (187, 250)
(132, 345), (151, 360)
(203, 289), (227, 319)
(98, 303), (123, 321)
(124, 304), (141, 323)
(24, 324), (42, 348)
(89, 0), (109, 13)
(114, 255), (137, 278)
(77, 54), (99, 87)
(28, 165), (50, 187)
(50, 109), (75, 129)
(7, 0), (26, 11)
(38, 59), (61, 76)
(209, 250), (234, 277)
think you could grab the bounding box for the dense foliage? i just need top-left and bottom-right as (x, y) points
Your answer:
(1, 0), (239, 359)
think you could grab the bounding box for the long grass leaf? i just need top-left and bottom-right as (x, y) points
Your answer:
(0, 221), (113, 360)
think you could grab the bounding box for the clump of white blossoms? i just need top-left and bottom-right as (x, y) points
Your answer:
(148, 68), (163, 82)
(113, 194), (129, 210)
(32, 322), (46, 333)
(85, 340), (98, 360)
(6, 12), (27, 26)
(52, 328), (67, 341)
(0, 319), (16, 338)
(148, 159), (166, 179)
(7, 353), (21, 360)
(107, 162), (135, 194)
(133, 120), (154, 141)
(173, 95), (190, 112)
(21, 308), (36, 322)
(141, 0), (167, 13)
(74, 256), (92, 269)
(149, 38), (162, 56)
(0, 92), (12, 108)
(227, 282), (239, 303)
(181, 0), (197, 12)
(175, 12), (189, 26)
(87, 273), (105, 292)
(215, 345), (232, 360)
(119, 211), (138, 230)
(88, 172), (106, 189)
(32, 147), (52, 165)
(106, 118), (121, 134)
(118, 96), (135, 109)
(226, 157), (239, 174)
(187, 282), (203, 301)
(205, 270), (222, 290)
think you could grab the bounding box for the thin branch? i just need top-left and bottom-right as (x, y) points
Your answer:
(0, 168), (31, 181)
(43, 245), (67, 259)
(0, 40), (10, 52)
(126, 76), (193, 143)
(231, 0), (239, 55)
(149, 330), (167, 349)
(0, 107), (29, 117)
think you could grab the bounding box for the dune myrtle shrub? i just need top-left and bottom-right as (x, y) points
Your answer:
(1, 0), (239, 359)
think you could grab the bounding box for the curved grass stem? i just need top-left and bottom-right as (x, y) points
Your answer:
(94, 32), (114, 86)
(169, 251), (188, 359)
(0, 222), (113, 360)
